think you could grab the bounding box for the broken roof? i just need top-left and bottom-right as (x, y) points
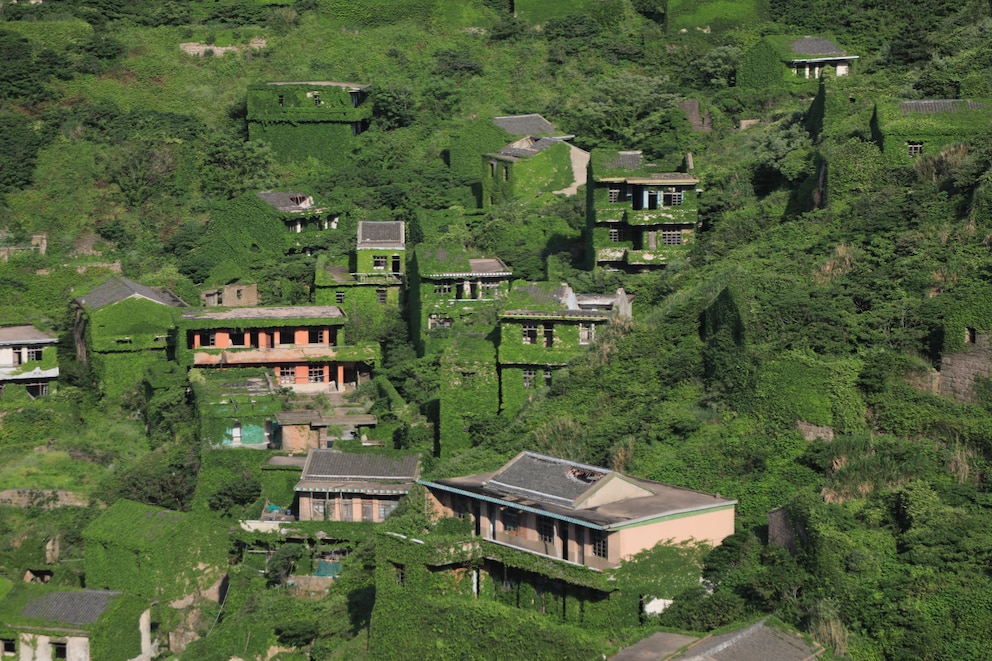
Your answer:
(424, 451), (735, 530)
(75, 277), (187, 310)
(0, 325), (56, 345)
(357, 221), (405, 249)
(257, 191), (317, 213)
(21, 589), (121, 626)
(593, 149), (699, 184)
(492, 113), (558, 136)
(263, 81), (371, 91)
(295, 449), (419, 495)
(496, 136), (566, 159)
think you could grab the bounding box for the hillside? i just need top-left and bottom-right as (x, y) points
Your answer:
(2, 0), (992, 659)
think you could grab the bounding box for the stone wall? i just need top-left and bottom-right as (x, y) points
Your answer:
(938, 332), (992, 403)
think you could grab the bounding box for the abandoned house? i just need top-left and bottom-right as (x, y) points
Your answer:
(294, 449), (420, 522)
(256, 191), (339, 234)
(247, 82), (371, 164)
(72, 277), (187, 397)
(497, 283), (632, 416)
(587, 150), (699, 271)
(778, 35), (857, 78)
(315, 221), (406, 339)
(0, 585), (153, 661)
(176, 306), (377, 393)
(0, 325), (59, 399)
(200, 282), (260, 307)
(422, 451), (736, 570)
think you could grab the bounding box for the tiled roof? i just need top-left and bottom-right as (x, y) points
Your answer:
(257, 191), (315, 213)
(492, 113), (558, 136)
(76, 277), (187, 310)
(21, 589), (120, 626)
(487, 452), (609, 507)
(0, 325), (56, 345)
(789, 36), (844, 56)
(899, 99), (986, 114)
(357, 221), (405, 248)
(300, 449), (419, 481)
(182, 306), (345, 321)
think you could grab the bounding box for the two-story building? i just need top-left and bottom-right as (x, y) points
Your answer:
(315, 221), (405, 341)
(0, 325), (59, 399)
(294, 449), (419, 522)
(73, 277), (187, 397)
(422, 451), (736, 571)
(587, 150), (699, 271)
(176, 306), (378, 393)
(497, 283), (631, 415)
(247, 82), (371, 164)
(409, 245), (512, 355)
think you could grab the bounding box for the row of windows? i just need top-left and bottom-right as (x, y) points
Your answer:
(333, 290), (389, 304)
(522, 369), (552, 389)
(309, 495), (397, 521)
(522, 323), (595, 346)
(279, 365), (329, 384)
(499, 508), (609, 558)
(195, 328), (337, 348)
(1, 639), (65, 659)
(433, 281), (503, 298)
(607, 185), (685, 207)
(11, 347), (44, 364)
(607, 228), (683, 245)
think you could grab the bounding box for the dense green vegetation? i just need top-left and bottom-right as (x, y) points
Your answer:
(4, 0), (992, 658)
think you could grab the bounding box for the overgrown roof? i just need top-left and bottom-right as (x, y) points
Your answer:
(415, 246), (511, 278)
(492, 113), (558, 136)
(496, 136), (567, 159)
(256, 81), (371, 91)
(765, 35), (855, 61)
(75, 277), (187, 310)
(83, 499), (186, 550)
(181, 306), (346, 322)
(503, 281), (569, 311)
(0, 585), (128, 632)
(591, 149), (698, 183)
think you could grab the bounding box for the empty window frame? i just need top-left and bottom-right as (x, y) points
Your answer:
(434, 282), (452, 295)
(523, 369), (536, 389)
(308, 328), (323, 344)
(335, 292), (345, 304)
(428, 314), (453, 330)
(608, 227), (624, 242)
(661, 230), (683, 245)
(542, 323), (554, 347)
(538, 516), (555, 544)
(393, 563), (405, 586)
(205, 331), (217, 347)
(376, 289), (388, 304)
(51, 643), (67, 660)
(279, 366), (294, 385)
(26, 347), (43, 361)
(229, 331), (245, 346)
(308, 365), (324, 383)
(662, 189), (684, 206)
(591, 531), (609, 558)
(502, 508), (520, 534)
(907, 142), (923, 157)
(544, 369), (553, 388)
(373, 256), (388, 270)
(522, 323), (538, 345)
(608, 185), (622, 203)
(579, 323), (595, 345)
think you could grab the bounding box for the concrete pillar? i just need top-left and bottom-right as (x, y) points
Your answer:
(337, 364), (345, 390)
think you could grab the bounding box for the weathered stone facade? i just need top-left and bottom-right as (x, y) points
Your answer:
(938, 332), (992, 403)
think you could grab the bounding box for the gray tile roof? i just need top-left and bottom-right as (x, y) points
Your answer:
(357, 221), (405, 248)
(76, 277), (187, 310)
(789, 36), (844, 56)
(0, 325), (56, 345)
(487, 452), (609, 507)
(492, 114), (558, 136)
(22, 589), (121, 626)
(899, 99), (986, 115)
(300, 449), (419, 481)
(674, 619), (823, 661)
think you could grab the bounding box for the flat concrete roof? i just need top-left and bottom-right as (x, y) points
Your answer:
(0, 325), (56, 344)
(182, 306), (345, 321)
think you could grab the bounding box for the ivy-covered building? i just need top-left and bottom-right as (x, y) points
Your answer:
(587, 150), (699, 271)
(481, 135), (588, 208)
(498, 283), (631, 416)
(247, 82), (371, 164)
(0, 325), (58, 399)
(409, 245), (512, 355)
(873, 98), (991, 162)
(437, 333), (500, 456)
(294, 449), (419, 522)
(423, 451), (736, 570)
(0, 584), (153, 661)
(772, 35), (857, 79)
(176, 306), (378, 393)
(72, 277), (188, 398)
(315, 221), (405, 341)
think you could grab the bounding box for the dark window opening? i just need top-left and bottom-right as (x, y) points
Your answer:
(278, 95), (284, 107)
(52, 643), (67, 660)
(335, 292), (345, 304)
(26, 348), (43, 361)
(523, 369), (535, 389)
(373, 256), (388, 270)
(393, 563), (405, 586)
(309, 328), (323, 344)
(542, 323), (554, 347)
(502, 508), (520, 534)
(544, 369), (552, 387)
(376, 289), (387, 304)
(1, 638), (14, 655)
(313, 91), (321, 106)
(308, 365), (324, 383)
(523, 324), (537, 345)
(538, 517), (555, 544)
(591, 531), (608, 558)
